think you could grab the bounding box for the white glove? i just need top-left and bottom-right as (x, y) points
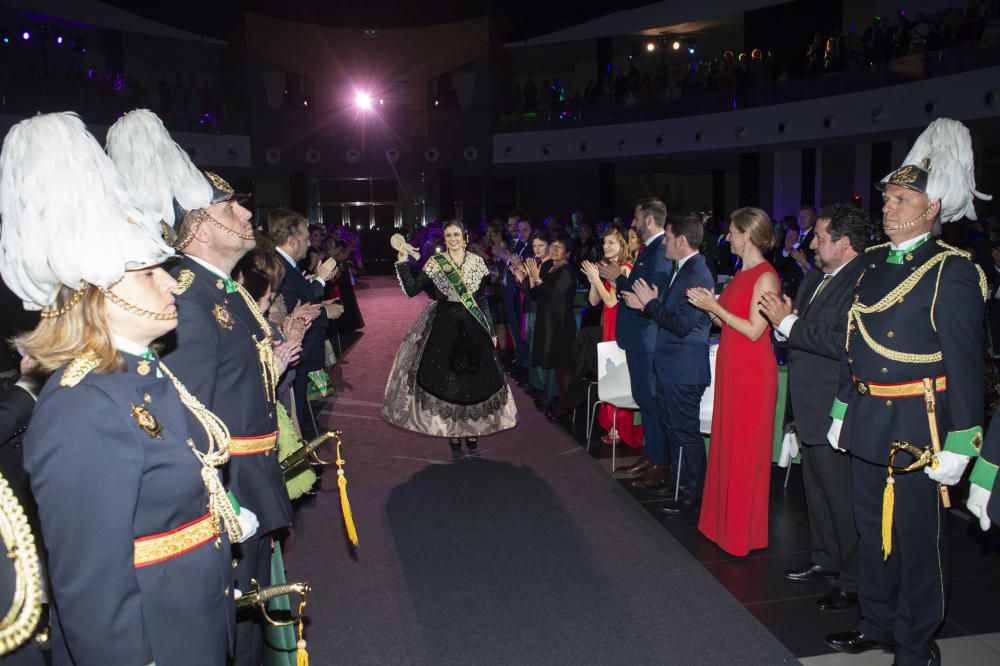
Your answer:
(966, 483), (992, 532)
(924, 450), (971, 486)
(827, 418), (843, 451)
(235, 507), (259, 543)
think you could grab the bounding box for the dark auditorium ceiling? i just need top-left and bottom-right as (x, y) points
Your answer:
(105, 0), (652, 44)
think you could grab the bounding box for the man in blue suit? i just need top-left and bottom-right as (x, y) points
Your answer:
(270, 208), (337, 437)
(624, 213), (714, 510)
(599, 198), (672, 488)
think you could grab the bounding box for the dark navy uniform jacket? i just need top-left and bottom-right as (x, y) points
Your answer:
(834, 239), (986, 464)
(23, 351), (234, 666)
(614, 234), (672, 353)
(165, 256), (292, 535)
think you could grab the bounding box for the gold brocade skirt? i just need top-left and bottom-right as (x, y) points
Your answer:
(381, 302), (517, 438)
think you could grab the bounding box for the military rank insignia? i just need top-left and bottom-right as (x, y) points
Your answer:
(213, 304), (235, 330)
(131, 404), (162, 438)
(136, 360), (151, 376)
(173, 269), (195, 295)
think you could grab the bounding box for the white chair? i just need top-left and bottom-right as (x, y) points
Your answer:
(587, 341), (639, 471)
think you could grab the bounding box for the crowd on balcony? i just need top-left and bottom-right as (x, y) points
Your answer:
(510, 0), (999, 119)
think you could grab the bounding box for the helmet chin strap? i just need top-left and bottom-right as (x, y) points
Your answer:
(883, 202), (937, 232)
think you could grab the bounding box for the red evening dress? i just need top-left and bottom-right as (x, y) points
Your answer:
(698, 261), (778, 556)
(596, 263), (643, 448)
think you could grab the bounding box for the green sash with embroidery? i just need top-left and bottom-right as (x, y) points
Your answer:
(429, 253), (492, 335)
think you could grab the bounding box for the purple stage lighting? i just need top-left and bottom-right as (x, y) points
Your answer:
(354, 91), (373, 111)
(56, 35), (63, 44)
(21, 31), (30, 40)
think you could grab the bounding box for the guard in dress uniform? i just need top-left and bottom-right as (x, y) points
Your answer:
(824, 118), (991, 666)
(0, 373), (45, 665)
(966, 408), (999, 530)
(108, 109), (292, 666)
(0, 112), (244, 665)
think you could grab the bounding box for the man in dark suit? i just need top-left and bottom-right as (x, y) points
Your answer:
(623, 213), (714, 511)
(775, 205), (818, 297)
(270, 208), (337, 437)
(599, 198), (672, 488)
(760, 203), (869, 612)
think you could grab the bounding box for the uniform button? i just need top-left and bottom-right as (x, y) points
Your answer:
(887, 331), (894, 338)
(224, 586), (230, 597)
(268, 411), (274, 419)
(232, 558), (238, 569)
(881, 368), (888, 374)
(215, 537), (222, 549)
(869, 263), (877, 269)
(885, 399), (893, 406)
(897, 296), (905, 303)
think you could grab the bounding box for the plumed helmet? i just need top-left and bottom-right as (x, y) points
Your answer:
(106, 109), (248, 245)
(877, 118), (991, 222)
(0, 112), (174, 311)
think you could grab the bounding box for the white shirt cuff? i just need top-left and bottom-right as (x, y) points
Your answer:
(776, 313), (798, 340)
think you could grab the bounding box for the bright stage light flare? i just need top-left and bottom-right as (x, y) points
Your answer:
(355, 91), (373, 111)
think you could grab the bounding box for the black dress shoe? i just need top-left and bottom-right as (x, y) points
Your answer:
(825, 630), (893, 654)
(641, 484), (678, 498)
(816, 588), (858, 611)
(660, 495), (699, 514)
(449, 438), (462, 452)
(465, 437), (478, 451)
(614, 457), (651, 478)
(784, 563), (839, 582)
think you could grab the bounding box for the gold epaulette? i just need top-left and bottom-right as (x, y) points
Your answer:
(935, 240), (988, 300)
(173, 268), (195, 295)
(865, 242), (891, 253)
(59, 353), (100, 387)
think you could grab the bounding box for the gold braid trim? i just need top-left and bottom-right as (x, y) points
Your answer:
(0, 471), (43, 655)
(59, 353), (100, 387)
(849, 311), (944, 363)
(865, 241), (892, 253)
(158, 361), (243, 543)
(232, 283), (278, 404)
(846, 247), (969, 364)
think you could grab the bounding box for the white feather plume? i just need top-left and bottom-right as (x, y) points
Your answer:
(106, 109), (212, 226)
(0, 112), (174, 310)
(885, 118), (992, 222)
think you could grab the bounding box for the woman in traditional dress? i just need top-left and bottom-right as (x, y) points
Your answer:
(0, 112), (251, 665)
(382, 220), (517, 452)
(686, 207), (779, 556)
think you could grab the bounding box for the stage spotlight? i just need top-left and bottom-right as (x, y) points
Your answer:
(688, 47), (696, 55)
(646, 42), (655, 52)
(21, 31), (30, 40)
(354, 91), (373, 111)
(56, 35), (63, 44)
(672, 40), (681, 51)
(1, 38), (8, 45)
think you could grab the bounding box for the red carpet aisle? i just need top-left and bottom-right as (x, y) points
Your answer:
(284, 276), (796, 665)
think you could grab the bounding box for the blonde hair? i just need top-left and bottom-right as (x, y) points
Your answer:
(730, 207), (776, 252)
(16, 285), (123, 374)
(604, 228), (635, 265)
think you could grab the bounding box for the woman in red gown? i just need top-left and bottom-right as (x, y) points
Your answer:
(687, 207), (779, 556)
(580, 227), (643, 447)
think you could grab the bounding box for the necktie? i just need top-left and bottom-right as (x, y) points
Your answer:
(886, 236), (930, 264)
(638, 244), (647, 257)
(220, 276), (239, 293)
(668, 261), (680, 287)
(810, 274), (832, 304)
